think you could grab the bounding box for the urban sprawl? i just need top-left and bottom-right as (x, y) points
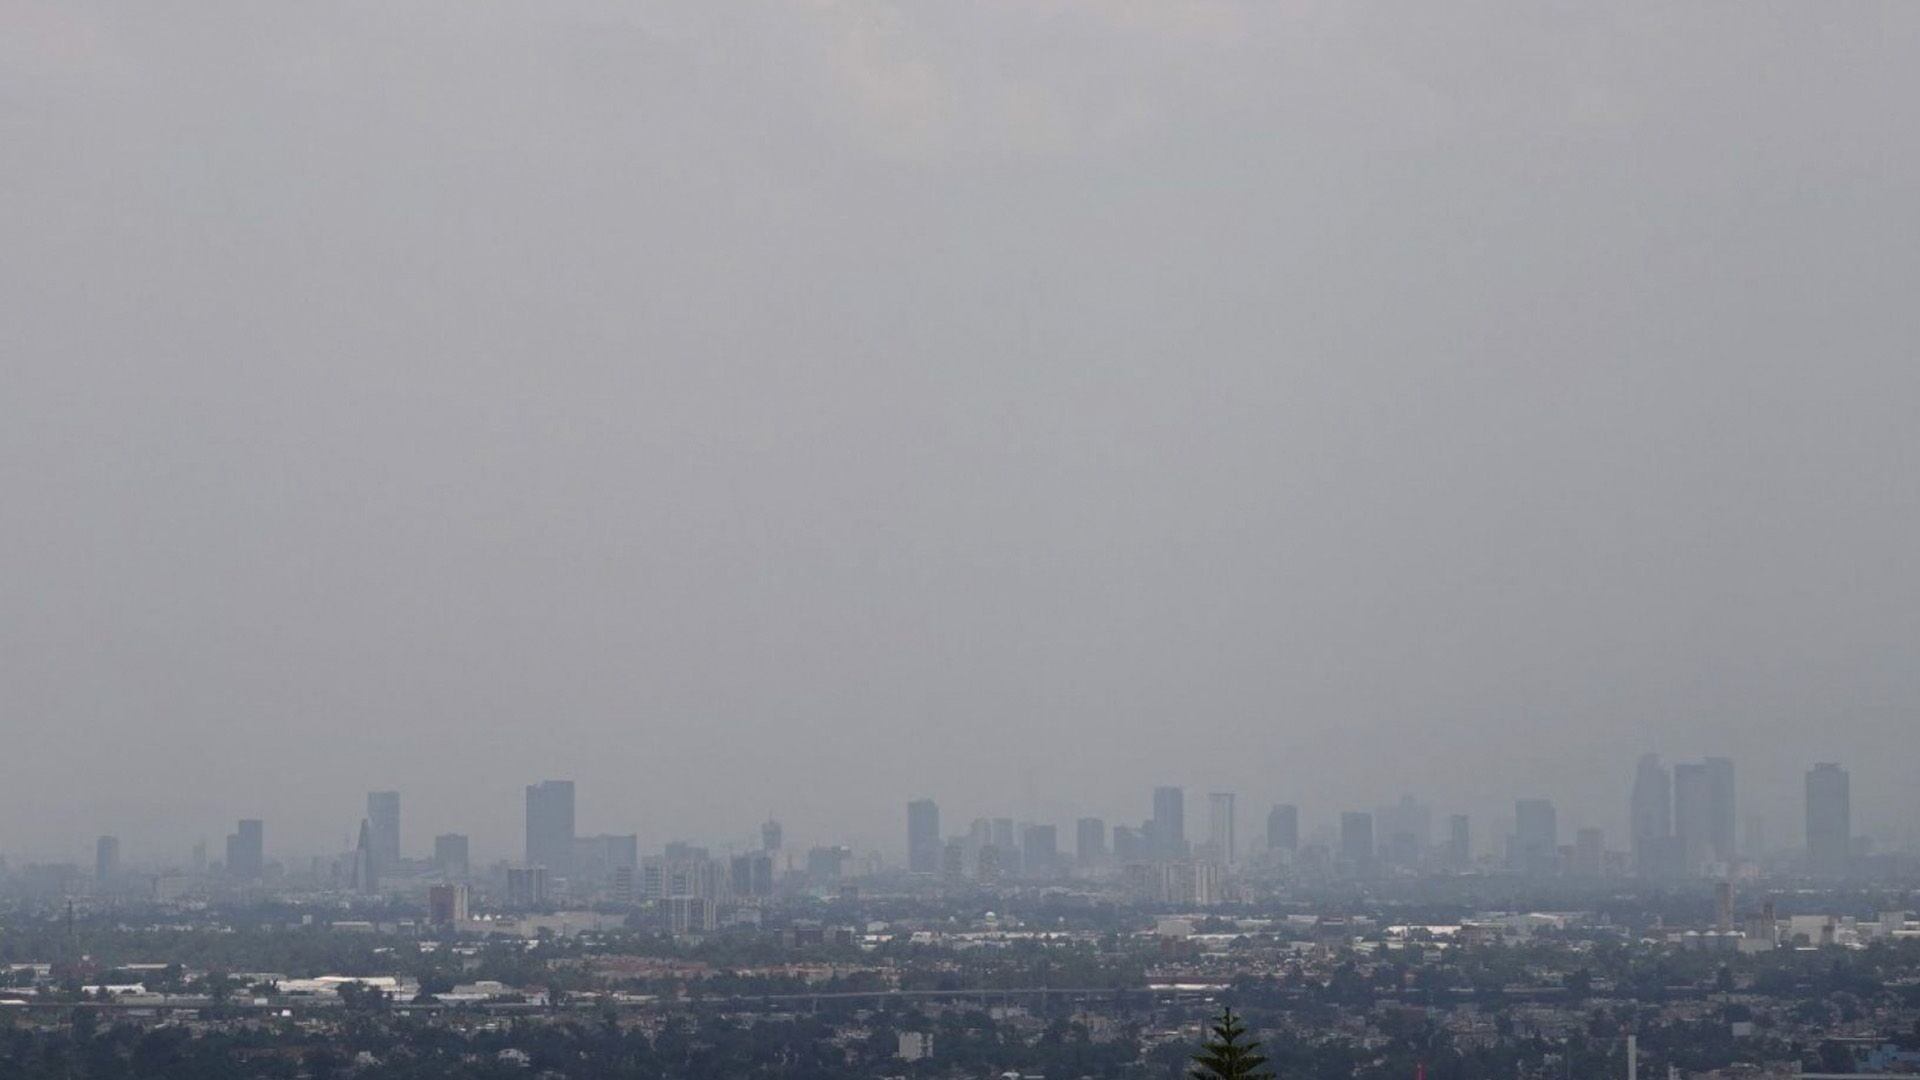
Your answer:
(2, 757), (1917, 1080)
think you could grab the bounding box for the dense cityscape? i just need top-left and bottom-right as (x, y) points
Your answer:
(3, 758), (1917, 1079)
(12, 2), (1920, 1079)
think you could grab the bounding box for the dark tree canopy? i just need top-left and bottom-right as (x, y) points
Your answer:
(1192, 1007), (1276, 1080)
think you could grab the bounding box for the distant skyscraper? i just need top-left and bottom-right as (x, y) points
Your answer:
(1378, 795), (1430, 867)
(366, 791), (401, 870)
(1513, 799), (1558, 876)
(761, 819), (783, 853)
(941, 838), (966, 879)
(574, 833), (638, 883)
(1152, 786), (1186, 857)
(95, 835), (120, 882)
(226, 819), (264, 879)
(434, 833), (470, 879)
(991, 817), (1017, 856)
(1447, 814), (1470, 868)
(1806, 762), (1851, 877)
(1020, 823), (1058, 877)
(1266, 804), (1298, 853)
(730, 852), (775, 897)
(967, 817), (991, 852)
(907, 799), (940, 874)
(1669, 756), (1736, 870)
(1673, 762), (1713, 870)
(525, 780), (576, 874)
(1743, 813), (1768, 860)
(1629, 753), (1672, 876)
(805, 845), (849, 882)
(1339, 812), (1374, 866)
(1705, 757), (1736, 864)
(351, 819), (378, 893)
(1075, 817), (1107, 866)
(975, 843), (1002, 883)
(1573, 827), (1604, 877)
(1207, 792), (1237, 864)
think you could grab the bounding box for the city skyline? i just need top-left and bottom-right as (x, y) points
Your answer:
(5, 750), (1903, 871)
(6, 3), (1919, 1074)
(9, 719), (1909, 862)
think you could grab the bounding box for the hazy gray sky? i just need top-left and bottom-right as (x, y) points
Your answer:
(5, 1), (1918, 864)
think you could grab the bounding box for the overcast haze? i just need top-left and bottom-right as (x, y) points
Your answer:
(5, 2), (1919, 865)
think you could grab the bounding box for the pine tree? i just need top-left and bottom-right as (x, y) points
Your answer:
(1190, 1006), (1275, 1080)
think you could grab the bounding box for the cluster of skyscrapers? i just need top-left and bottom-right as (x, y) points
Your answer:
(1629, 754), (1736, 878)
(905, 787), (1268, 902)
(70, 753), (1868, 907)
(1628, 755), (1859, 879)
(901, 757), (1865, 895)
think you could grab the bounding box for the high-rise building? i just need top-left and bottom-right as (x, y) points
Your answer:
(1806, 763), (1851, 878)
(1339, 812), (1374, 867)
(1629, 753), (1672, 875)
(226, 819), (264, 879)
(95, 835), (120, 883)
(506, 866), (549, 906)
(806, 845), (849, 882)
(1148, 859), (1223, 906)
(1111, 825), (1143, 864)
(991, 818), (1020, 875)
(366, 791), (401, 871)
(761, 819), (783, 853)
(1573, 827), (1604, 877)
(428, 883), (470, 925)
(351, 819), (378, 894)
(574, 834), (639, 883)
(667, 895), (716, 935)
(1447, 814), (1470, 868)
(611, 864), (638, 904)
(1378, 795), (1430, 867)
(1673, 762), (1713, 870)
(963, 817), (989, 868)
(907, 799), (941, 874)
(645, 844), (725, 902)
(1513, 799), (1558, 876)
(1266, 804), (1299, 853)
(524, 780), (576, 875)
(941, 838), (966, 879)
(434, 833), (470, 879)
(1152, 786), (1186, 857)
(1705, 757), (1736, 865)
(1744, 813), (1768, 860)
(990, 818), (1015, 850)
(1021, 823), (1058, 877)
(1207, 792), (1237, 864)
(1075, 817), (1107, 866)
(1671, 756), (1736, 871)
(730, 852), (775, 897)
(975, 843), (1003, 883)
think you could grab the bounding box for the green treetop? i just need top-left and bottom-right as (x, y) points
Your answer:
(1191, 1006), (1275, 1080)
